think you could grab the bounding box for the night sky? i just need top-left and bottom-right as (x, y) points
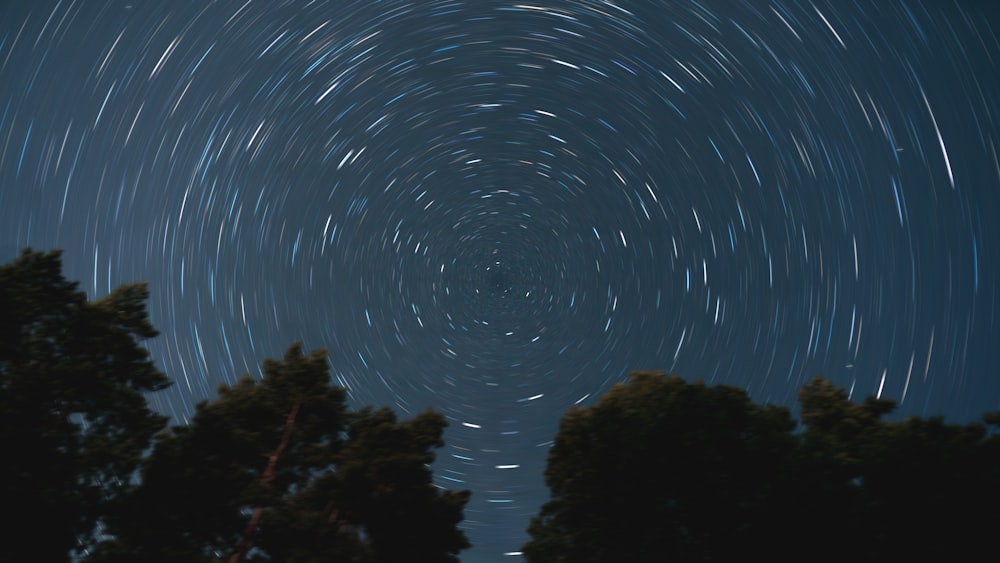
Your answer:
(2, 1), (999, 560)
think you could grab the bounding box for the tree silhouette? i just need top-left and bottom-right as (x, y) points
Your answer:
(524, 372), (797, 562)
(92, 343), (470, 562)
(524, 372), (1000, 563)
(0, 249), (468, 561)
(257, 405), (471, 563)
(0, 249), (171, 561)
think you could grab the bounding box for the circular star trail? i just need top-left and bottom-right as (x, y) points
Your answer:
(1, 2), (998, 560)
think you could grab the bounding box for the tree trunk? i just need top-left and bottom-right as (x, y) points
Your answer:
(229, 399), (302, 563)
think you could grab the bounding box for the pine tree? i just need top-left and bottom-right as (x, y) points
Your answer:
(94, 343), (470, 562)
(0, 249), (171, 562)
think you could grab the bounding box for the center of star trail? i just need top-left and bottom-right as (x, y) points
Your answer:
(1, 1), (998, 561)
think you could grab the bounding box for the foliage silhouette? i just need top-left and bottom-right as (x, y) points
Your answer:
(8, 249), (997, 562)
(0, 249), (171, 562)
(0, 249), (469, 562)
(524, 372), (1000, 563)
(91, 343), (470, 563)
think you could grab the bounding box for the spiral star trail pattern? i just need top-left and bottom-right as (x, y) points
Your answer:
(2, 1), (999, 559)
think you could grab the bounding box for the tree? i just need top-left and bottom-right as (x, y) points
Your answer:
(523, 372), (797, 563)
(796, 376), (1000, 560)
(92, 343), (470, 562)
(524, 373), (1000, 563)
(0, 249), (171, 562)
(257, 405), (471, 563)
(785, 376), (899, 557)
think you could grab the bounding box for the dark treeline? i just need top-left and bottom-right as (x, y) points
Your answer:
(3, 248), (998, 563)
(523, 372), (1000, 563)
(0, 250), (468, 563)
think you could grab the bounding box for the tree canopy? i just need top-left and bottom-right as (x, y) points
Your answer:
(0, 249), (172, 561)
(6, 248), (998, 562)
(93, 343), (470, 563)
(0, 249), (469, 562)
(523, 372), (1000, 562)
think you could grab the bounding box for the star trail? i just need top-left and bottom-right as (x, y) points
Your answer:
(1, 1), (998, 560)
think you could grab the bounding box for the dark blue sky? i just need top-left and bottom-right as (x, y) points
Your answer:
(2, 1), (998, 560)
